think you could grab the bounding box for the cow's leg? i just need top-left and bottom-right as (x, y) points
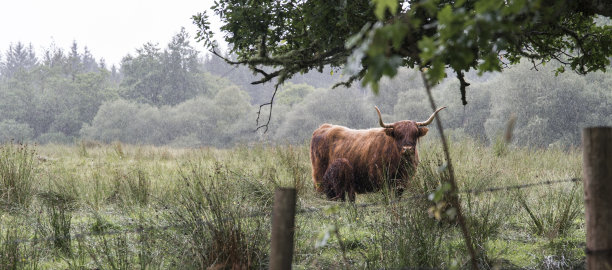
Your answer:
(338, 160), (355, 202)
(385, 178), (406, 198)
(336, 179), (346, 201)
(323, 164), (340, 200)
(322, 174), (337, 200)
(347, 180), (356, 202)
(322, 166), (338, 200)
(311, 157), (328, 193)
(394, 186), (405, 198)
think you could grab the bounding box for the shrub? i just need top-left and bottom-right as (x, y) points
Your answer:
(0, 120), (34, 144)
(37, 132), (73, 145)
(275, 82), (317, 107)
(275, 87), (375, 143)
(83, 86), (255, 148)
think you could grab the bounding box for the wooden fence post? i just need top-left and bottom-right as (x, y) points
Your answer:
(583, 127), (612, 270)
(270, 188), (296, 270)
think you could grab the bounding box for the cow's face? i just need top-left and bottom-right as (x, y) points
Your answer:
(384, 121), (429, 160)
(375, 106), (444, 161)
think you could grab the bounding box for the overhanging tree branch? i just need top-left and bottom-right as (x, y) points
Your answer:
(195, 0), (611, 131)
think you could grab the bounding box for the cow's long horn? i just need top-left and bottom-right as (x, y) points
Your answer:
(375, 106), (393, 128)
(416, 106), (447, 126)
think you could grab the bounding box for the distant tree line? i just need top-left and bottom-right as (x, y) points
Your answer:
(370, 63), (612, 148)
(0, 29), (610, 148)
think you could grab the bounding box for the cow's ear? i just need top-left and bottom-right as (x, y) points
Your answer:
(384, 128), (395, 137)
(419, 127), (429, 137)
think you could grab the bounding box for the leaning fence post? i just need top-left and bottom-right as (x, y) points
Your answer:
(582, 127), (612, 269)
(270, 188), (296, 270)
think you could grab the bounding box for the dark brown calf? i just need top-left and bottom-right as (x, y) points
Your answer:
(322, 158), (356, 202)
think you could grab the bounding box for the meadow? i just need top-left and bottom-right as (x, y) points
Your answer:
(0, 137), (585, 269)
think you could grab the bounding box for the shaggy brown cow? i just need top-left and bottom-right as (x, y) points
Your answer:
(310, 106), (445, 202)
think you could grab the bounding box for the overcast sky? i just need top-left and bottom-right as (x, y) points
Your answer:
(0, 0), (221, 67)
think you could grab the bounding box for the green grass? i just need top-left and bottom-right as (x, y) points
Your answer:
(0, 138), (585, 269)
(0, 143), (37, 210)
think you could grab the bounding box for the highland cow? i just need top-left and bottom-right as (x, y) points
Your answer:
(310, 106), (445, 202)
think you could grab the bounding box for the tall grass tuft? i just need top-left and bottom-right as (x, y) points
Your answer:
(77, 140), (88, 157)
(89, 170), (107, 211)
(87, 213), (164, 269)
(276, 145), (309, 194)
(517, 183), (582, 239)
(235, 169), (276, 209)
(109, 166), (151, 207)
(492, 136), (509, 157)
(0, 228), (21, 270)
(63, 238), (89, 269)
(376, 197), (446, 269)
(463, 193), (505, 268)
(168, 162), (269, 269)
(89, 233), (133, 270)
(38, 191), (76, 255)
(0, 221), (41, 270)
(112, 141), (125, 159)
(0, 143), (37, 210)
(127, 169), (150, 207)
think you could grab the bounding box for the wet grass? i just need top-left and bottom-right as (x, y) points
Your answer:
(0, 138), (584, 269)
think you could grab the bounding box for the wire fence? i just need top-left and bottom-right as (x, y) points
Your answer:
(302, 177), (582, 214)
(4, 177), (582, 246)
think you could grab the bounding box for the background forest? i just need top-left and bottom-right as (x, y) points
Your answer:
(1, 28), (610, 148)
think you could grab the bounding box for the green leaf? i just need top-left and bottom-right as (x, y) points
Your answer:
(427, 58), (446, 83)
(387, 23), (409, 50)
(417, 36), (436, 63)
(428, 183), (451, 203)
(421, 0), (441, 15)
(475, 0), (503, 13)
(437, 5), (454, 25)
(372, 0), (398, 20)
(454, 0), (467, 7)
(555, 66), (565, 76)
(504, 0), (527, 15)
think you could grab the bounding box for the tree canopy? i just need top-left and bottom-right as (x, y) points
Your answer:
(193, 0), (611, 124)
(120, 28), (206, 106)
(0, 33), (610, 147)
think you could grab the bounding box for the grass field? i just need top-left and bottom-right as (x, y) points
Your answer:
(0, 138), (585, 269)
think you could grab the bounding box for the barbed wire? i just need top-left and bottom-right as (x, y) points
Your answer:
(458, 178), (581, 195)
(299, 177), (582, 215)
(7, 209), (273, 246)
(4, 177), (581, 246)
